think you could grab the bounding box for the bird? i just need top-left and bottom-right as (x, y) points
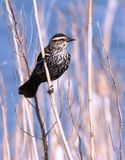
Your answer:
(18, 33), (75, 98)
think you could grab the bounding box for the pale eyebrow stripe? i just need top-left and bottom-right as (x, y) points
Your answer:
(52, 37), (66, 40)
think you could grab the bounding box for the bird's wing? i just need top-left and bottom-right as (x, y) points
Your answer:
(37, 47), (50, 63)
(30, 47), (50, 80)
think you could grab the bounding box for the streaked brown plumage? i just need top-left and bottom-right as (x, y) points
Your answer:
(18, 33), (75, 98)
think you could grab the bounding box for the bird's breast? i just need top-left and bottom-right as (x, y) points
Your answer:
(46, 51), (70, 80)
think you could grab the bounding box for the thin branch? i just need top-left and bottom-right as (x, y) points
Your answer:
(108, 125), (116, 154)
(11, 93), (42, 140)
(68, 103), (82, 160)
(32, 0), (73, 159)
(78, 135), (83, 160)
(4, 1), (39, 159)
(97, 22), (123, 160)
(34, 96), (48, 160)
(12, 93), (56, 141)
(26, 98), (36, 109)
(45, 121), (57, 136)
(66, 77), (82, 159)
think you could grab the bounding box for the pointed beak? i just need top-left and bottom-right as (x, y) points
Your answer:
(67, 37), (76, 42)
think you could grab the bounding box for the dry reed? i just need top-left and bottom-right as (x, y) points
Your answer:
(1, 0), (124, 159)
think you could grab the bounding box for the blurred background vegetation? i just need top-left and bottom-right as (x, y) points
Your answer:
(0, 0), (125, 159)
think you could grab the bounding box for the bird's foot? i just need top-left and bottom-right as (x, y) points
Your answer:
(47, 85), (54, 95)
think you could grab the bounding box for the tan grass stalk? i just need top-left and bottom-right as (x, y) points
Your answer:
(97, 22), (123, 160)
(32, 0), (73, 159)
(4, 0), (39, 159)
(14, 107), (22, 160)
(103, 0), (118, 52)
(87, 0), (95, 159)
(0, 73), (11, 160)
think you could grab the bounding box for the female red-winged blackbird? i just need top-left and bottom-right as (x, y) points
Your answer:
(19, 33), (75, 98)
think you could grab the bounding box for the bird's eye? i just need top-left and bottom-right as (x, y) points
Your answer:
(61, 39), (64, 42)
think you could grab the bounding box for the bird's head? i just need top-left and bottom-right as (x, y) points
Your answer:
(49, 33), (75, 50)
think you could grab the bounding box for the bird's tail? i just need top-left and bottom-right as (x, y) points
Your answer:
(18, 76), (41, 98)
